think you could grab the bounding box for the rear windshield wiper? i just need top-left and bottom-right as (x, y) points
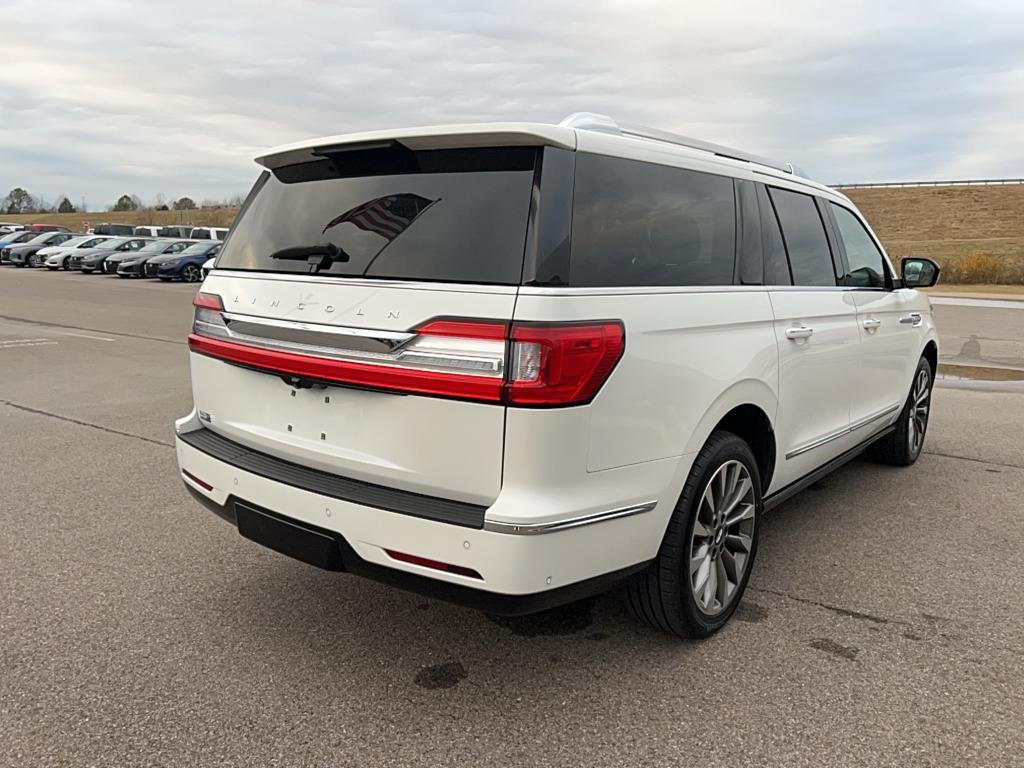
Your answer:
(268, 243), (350, 273)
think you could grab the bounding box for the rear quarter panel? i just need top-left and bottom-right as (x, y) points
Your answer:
(513, 288), (780, 471)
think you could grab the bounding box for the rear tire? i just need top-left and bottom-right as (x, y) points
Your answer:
(625, 431), (762, 638)
(870, 356), (933, 466)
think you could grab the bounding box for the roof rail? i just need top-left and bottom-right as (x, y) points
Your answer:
(559, 112), (806, 178)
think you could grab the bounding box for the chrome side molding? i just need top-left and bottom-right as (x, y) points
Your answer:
(484, 501), (658, 535)
(786, 403), (901, 460)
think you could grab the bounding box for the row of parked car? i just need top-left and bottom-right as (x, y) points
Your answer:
(0, 222), (229, 240)
(0, 229), (221, 281)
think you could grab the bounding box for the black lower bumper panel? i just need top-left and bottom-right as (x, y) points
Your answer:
(184, 485), (651, 616)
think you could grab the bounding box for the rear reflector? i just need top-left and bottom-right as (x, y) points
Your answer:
(182, 469), (213, 491)
(189, 294), (623, 407)
(384, 549), (483, 579)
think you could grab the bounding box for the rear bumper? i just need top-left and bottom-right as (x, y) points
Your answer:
(175, 412), (678, 611)
(182, 483), (649, 615)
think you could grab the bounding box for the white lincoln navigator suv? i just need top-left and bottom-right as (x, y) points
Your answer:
(176, 113), (940, 637)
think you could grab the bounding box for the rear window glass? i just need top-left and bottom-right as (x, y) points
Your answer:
(216, 147), (536, 285)
(767, 187), (836, 287)
(570, 153), (736, 287)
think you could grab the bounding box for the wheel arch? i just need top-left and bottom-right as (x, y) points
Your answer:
(922, 339), (938, 378)
(682, 379), (778, 492)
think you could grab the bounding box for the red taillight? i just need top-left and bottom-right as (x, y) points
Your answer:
(416, 319), (507, 341)
(384, 549), (483, 579)
(505, 321), (625, 406)
(187, 333), (506, 401)
(193, 292), (224, 310)
(188, 295), (623, 407)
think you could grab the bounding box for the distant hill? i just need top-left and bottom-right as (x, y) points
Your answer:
(844, 184), (1024, 283)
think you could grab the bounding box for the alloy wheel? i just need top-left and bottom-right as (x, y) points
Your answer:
(688, 460), (756, 616)
(183, 265), (201, 282)
(908, 367), (931, 456)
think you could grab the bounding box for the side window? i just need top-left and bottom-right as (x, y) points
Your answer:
(830, 203), (888, 288)
(768, 187), (836, 287)
(756, 184), (792, 285)
(735, 180), (763, 285)
(570, 153), (736, 287)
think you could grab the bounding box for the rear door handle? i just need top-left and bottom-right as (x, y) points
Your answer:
(899, 312), (923, 326)
(861, 317), (882, 330)
(785, 325), (814, 340)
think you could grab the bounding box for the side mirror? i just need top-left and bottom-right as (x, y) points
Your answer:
(901, 257), (940, 289)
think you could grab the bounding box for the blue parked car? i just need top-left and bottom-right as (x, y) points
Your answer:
(0, 230), (38, 261)
(152, 241), (221, 282)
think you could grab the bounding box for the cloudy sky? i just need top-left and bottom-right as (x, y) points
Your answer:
(2, 0), (1023, 209)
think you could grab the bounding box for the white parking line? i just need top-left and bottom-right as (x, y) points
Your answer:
(0, 340), (58, 349)
(58, 331), (116, 342)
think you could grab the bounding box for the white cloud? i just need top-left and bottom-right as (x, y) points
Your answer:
(1, 0), (1022, 207)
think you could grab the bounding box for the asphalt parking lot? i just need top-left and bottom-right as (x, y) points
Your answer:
(2, 268), (1023, 767)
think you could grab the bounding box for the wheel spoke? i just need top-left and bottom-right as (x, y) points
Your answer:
(693, 518), (711, 538)
(715, 557), (730, 603)
(702, 484), (716, 516)
(724, 502), (754, 527)
(692, 553), (711, 588)
(722, 477), (752, 518)
(702, 560), (718, 609)
(721, 548), (740, 583)
(724, 531), (752, 554)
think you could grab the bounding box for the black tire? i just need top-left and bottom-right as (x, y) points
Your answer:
(62, 259), (70, 270)
(870, 356), (933, 466)
(625, 431), (762, 638)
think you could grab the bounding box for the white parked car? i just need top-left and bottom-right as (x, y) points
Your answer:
(175, 114), (940, 637)
(188, 226), (230, 241)
(41, 235), (113, 269)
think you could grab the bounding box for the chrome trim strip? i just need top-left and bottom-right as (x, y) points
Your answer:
(517, 285), (877, 297)
(207, 270), (519, 295)
(786, 403), (901, 459)
(785, 426), (849, 460)
(483, 501), (658, 535)
(222, 312), (415, 344)
(849, 403), (901, 433)
(200, 312), (505, 378)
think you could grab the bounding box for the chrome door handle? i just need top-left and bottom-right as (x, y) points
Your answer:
(861, 317), (882, 330)
(785, 325), (814, 340)
(899, 312), (922, 326)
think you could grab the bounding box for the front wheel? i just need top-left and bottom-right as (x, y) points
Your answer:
(182, 264), (202, 282)
(870, 357), (933, 465)
(625, 431), (761, 638)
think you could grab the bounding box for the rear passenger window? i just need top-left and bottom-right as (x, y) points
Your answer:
(830, 203), (888, 288)
(570, 153), (736, 287)
(768, 187), (836, 287)
(756, 184), (791, 285)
